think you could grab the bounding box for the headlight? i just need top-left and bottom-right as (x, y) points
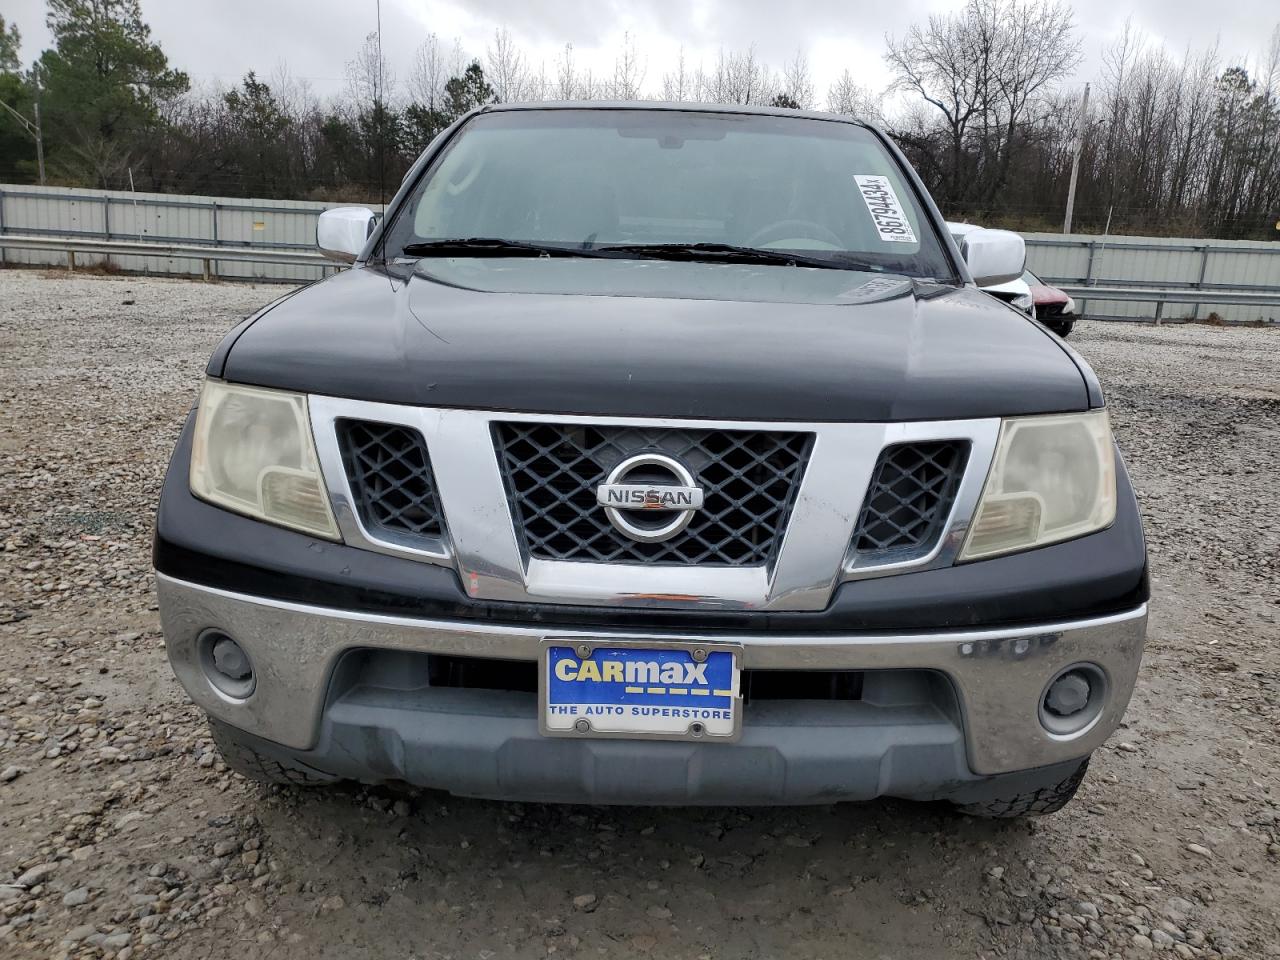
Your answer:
(1064, 296), (1077, 314)
(189, 380), (339, 539)
(1010, 293), (1034, 316)
(959, 410), (1116, 561)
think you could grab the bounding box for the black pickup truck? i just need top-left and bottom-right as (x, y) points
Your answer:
(155, 102), (1147, 816)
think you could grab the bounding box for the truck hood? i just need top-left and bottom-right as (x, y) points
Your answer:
(217, 258), (1091, 422)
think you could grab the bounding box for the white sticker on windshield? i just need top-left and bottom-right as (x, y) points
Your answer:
(854, 175), (917, 244)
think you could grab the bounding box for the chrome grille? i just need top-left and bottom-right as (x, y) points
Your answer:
(494, 423), (813, 566)
(336, 419), (446, 539)
(850, 441), (968, 561)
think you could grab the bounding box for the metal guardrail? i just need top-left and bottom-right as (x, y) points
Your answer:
(0, 233), (332, 281)
(1, 234), (1277, 324)
(3, 223), (317, 250)
(1026, 236), (1280, 295)
(0, 185), (328, 251)
(1025, 234), (1280, 323)
(0, 186), (327, 218)
(1029, 237), (1280, 256)
(1056, 284), (1280, 323)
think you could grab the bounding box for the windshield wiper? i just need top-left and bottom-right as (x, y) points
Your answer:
(589, 242), (871, 271)
(400, 238), (887, 273)
(400, 238), (611, 259)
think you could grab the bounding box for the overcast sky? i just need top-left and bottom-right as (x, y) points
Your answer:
(4, 0), (1278, 105)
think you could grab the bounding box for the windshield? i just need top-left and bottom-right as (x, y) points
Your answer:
(379, 108), (955, 279)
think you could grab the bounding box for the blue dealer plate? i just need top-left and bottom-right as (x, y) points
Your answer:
(540, 641), (742, 741)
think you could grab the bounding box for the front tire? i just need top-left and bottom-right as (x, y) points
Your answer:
(955, 756), (1090, 818)
(209, 719), (338, 787)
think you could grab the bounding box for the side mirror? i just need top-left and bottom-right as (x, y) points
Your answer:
(317, 206), (377, 262)
(959, 228), (1025, 287)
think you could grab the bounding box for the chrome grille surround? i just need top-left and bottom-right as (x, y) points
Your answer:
(308, 396), (1001, 610)
(493, 422), (813, 567)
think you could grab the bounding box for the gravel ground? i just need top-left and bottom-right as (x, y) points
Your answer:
(1, 269), (1277, 960)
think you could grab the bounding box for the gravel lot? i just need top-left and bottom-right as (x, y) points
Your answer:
(1, 270), (1277, 960)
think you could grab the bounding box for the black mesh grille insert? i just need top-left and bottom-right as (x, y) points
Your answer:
(850, 441), (968, 559)
(494, 423), (813, 566)
(337, 419), (446, 539)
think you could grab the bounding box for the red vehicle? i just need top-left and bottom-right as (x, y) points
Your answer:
(1024, 269), (1078, 338)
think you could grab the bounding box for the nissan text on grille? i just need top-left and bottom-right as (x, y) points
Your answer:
(156, 103), (1147, 816)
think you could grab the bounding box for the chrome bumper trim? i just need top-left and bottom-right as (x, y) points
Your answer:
(158, 574), (1146, 777)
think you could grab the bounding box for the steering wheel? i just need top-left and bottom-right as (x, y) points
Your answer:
(746, 218), (844, 250)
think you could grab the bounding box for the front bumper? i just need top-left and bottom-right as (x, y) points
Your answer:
(1037, 305), (1077, 328)
(158, 573), (1146, 802)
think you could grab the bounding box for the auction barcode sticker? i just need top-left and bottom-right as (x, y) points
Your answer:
(855, 175), (917, 243)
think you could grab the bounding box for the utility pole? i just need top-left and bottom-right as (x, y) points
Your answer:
(376, 0), (385, 213)
(33, 70), (45, 184)
(1063, 82), (1089, 235)
(0, 95), (45, 185)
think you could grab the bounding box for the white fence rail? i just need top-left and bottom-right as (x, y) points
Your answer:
(0, 183), (358, 282)
(5, 234), (1277, 329)
(2, 183), (1278, 322)
(1054, 284), (1280, 324)
(1024, 232), (1280, 323)
(0, 234), (334, 281)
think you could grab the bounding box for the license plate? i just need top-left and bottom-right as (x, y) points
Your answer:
(540, 640), (742, 742)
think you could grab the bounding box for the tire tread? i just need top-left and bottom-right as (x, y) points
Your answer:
(957, 758), (1090, 818)
(209, 720), (337, 787)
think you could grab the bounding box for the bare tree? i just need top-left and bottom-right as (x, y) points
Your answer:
(527, 62), (549, 101)
(580, 67), (601, 101)
(269, 60), (315, 120)
(986, 0), (1082, 194)
(1249, 26), (1280, 219)
(780, 49), (816, 110)
(826, 68), (881, 120)
(885, 0), (1081, 205)
(885, 3), (990, 200)
(553, 42), (601, 100)
(345, 31), (394, 106)
(554, 42), (578, 99)
(486, 26), (531, 103)
(408, 34), (448, 111)
(661, 46), (694, 101)
(607, 31), (646, 100)
(698, 46), (777, 105)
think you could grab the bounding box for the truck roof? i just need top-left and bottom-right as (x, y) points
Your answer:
(477, 99), (871, 128)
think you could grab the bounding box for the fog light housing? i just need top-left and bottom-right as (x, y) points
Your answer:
(198, 630), (255, 700)
(1045, 671), (1090, 717)
(1039, 663), (1107, 737)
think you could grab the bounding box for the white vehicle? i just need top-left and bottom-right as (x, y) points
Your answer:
(947, 222), (1035, 318)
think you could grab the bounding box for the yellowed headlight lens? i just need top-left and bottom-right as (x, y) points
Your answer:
(189, 380), (339, 540)
(960, 410), (1116, 561)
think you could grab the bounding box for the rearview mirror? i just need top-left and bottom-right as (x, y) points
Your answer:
(317, 206), (377, 262)
(959, 228), (1025, 287)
